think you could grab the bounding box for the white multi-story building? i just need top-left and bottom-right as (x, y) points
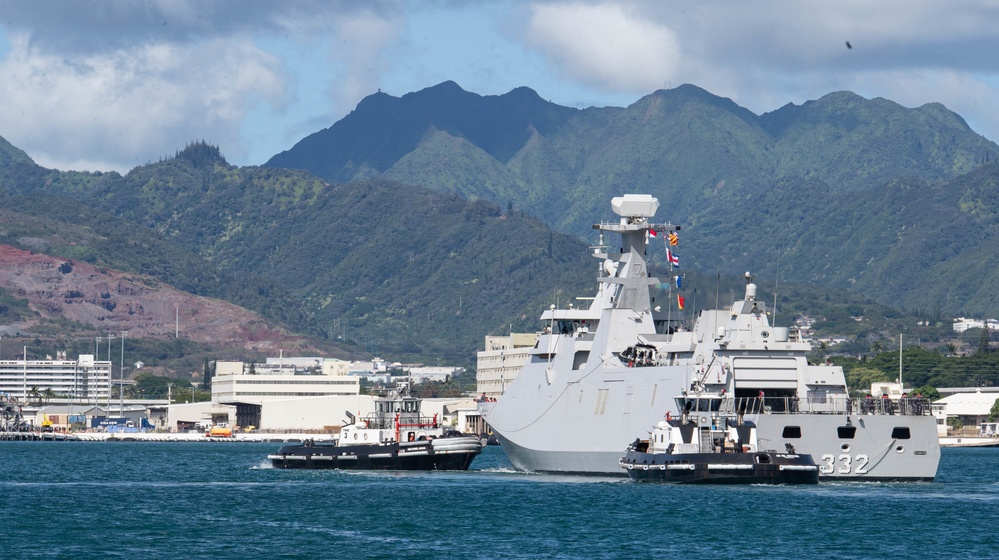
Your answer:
(953, 317), (999, 333)
(212, 359), (360, 403)
(476, 333), (539, 398)
(211, 358), (362, 430)
(211, 373), (360, 402)
(408, 366), (460, 384)
(0, 353), (112, 403)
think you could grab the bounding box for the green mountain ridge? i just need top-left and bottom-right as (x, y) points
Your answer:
(262, 81), (999, 319)
(0, 142), (596, 361)
(3, 80), (999, 364)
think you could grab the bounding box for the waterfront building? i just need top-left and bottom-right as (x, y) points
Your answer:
(211, 358), (361, 429)
(936, 387), (999, 431)
(32, 405), (106, 431)
(408, 366), (460, 384)
(0, 353), (112, 405)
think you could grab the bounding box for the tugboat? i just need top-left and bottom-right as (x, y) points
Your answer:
(619, 387), (819, 484)
(268, 392), (483, 470)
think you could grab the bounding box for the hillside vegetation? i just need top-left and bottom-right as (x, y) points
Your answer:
(0, 142), (595, 362)
(265, 82), (999, 319)
(3, 80), (999, 374)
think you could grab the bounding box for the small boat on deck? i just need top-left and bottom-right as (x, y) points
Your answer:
(619, 388), (819, 484)
(268, 392), (482, 470)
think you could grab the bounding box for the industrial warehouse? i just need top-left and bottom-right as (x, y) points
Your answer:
(0, 353), (481, 437)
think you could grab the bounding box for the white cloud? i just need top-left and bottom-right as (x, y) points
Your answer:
(0, 0), (404, 171)
(0, 34), (285, 172)
(553, 0), (999, 144)
(3, 0), (999, 173)
(524, 2), (680, 93)
(328, 11), (406, 116)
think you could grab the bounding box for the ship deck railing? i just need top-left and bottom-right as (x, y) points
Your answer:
(360, 415), (440, 430)
(689, 397), (933, 417)
(757, 396), (933, 416)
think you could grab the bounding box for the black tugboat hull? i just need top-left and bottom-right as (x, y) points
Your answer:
(268, 437), (482, 471)
(621, 450), (819, 484)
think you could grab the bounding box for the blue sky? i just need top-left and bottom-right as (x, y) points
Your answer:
(2, 1), (999, 172)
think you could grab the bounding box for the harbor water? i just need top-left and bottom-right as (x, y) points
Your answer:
(1, 443), (997, 559)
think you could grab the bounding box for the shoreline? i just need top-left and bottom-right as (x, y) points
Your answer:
(1, 431), (335, 443)
(939, 436), (999, 448)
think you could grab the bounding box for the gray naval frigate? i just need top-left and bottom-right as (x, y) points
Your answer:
(482, 194), (940, 481)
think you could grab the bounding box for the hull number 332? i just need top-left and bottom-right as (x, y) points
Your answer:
(819, 454), (870, 475)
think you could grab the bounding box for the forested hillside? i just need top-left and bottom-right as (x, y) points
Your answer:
(264, 81), (999, 318)
(4, 79), (999, 368)
(0, 142), (595, 361)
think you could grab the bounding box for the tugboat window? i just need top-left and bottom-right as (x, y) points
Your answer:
(891, 427), (911, 439)
(837, 426), (857, 439)
(695, 399), (722, 412)
(782, 426), (802, 438)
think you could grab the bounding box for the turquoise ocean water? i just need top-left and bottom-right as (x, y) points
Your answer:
(1, 442), (997, 559)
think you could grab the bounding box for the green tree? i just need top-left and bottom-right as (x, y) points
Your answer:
(910, 385), (940, 401)
(989, 397), (999, 422)
(171, 386), (211, 403)
(409, 379), (463, 398)
(202, 358), (214, 389)
(978, 327), (991, 354)
(845, 366), (892, 397)
(130, 372), (191, 399)
(27, 386), (41, 406)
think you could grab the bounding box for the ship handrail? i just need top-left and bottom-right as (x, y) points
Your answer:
(685, 396), (937, 417)
(359, 414), (441, 430)
(753, 395), (933, 416)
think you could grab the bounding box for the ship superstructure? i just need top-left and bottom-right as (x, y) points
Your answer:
(482, 194), (939, 480)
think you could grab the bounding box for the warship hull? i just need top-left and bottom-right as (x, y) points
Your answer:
(482, 194), (940, 481)
(491, 397), (939, 481)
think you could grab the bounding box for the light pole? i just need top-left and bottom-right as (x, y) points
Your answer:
(106, 334), (115, 416)
(119, 331), (127, 419)
(95, 336), (104, 408)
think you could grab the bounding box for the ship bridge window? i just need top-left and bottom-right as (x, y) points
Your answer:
(697, 399), (722, 412)
(891, 427), (911, 439)
(556, 320), (574, 334)
(837, 426), (857, 439)
(782, 426), (802, 439)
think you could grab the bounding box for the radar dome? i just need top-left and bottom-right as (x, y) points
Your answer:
(611, 194), (659, 218)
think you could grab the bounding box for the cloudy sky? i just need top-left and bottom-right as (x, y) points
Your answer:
(2, 0), (998, 172)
